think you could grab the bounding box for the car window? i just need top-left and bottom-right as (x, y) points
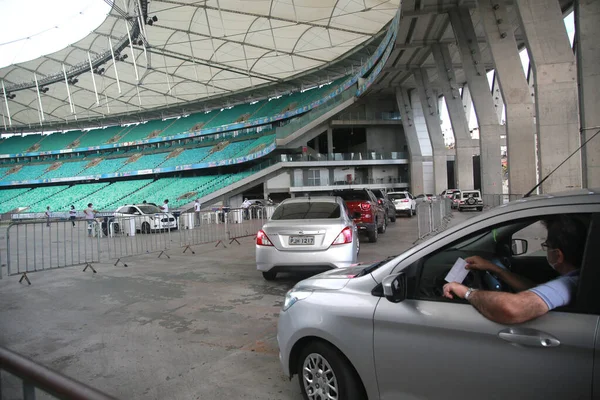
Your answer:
(271, 202), (341, 220)
(389, 193), (407, 200)
(372, 189), (384, 198)
(335, 191), (369, 201)
(462, 191), (480, 198)
(411, 214), (592, 307)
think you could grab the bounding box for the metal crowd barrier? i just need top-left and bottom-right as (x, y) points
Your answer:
(0, 345), (117, 400)
(5, 219), (102, 284)
(1, 207), (273, 281)
(416, 198), (453, 240)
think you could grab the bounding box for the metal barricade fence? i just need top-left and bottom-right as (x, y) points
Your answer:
(416, 199), (453, 240)
(104, 213), (175, 265)
(225, 206), (266, 244)
(5, 219), (101, 283)
(177, 209), (230, 252)
(416, 202), (431, 239)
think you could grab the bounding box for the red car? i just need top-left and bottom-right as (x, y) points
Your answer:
(333, 189), (387, 243)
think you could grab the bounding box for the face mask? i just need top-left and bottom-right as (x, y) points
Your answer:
(546, 248), (560, 269)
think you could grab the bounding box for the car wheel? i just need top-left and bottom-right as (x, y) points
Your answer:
(477, 207), (483, 211)
(458, 207), (463, 212)
(367, 228), (378, 243)
(262, 271), (277, 281)
(377, 218), (386, 234)
(141, 222), (151, 234)
(297, 341), (365, 400)
(390, 212), (396, 223)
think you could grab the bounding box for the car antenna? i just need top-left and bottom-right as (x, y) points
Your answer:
(523, 127), (600, 198)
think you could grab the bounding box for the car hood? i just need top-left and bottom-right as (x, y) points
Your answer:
(293, 265), (373, 291)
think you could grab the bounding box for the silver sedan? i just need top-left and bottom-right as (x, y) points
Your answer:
(277, 190), (600, 400)
(256, 196), (359, 281)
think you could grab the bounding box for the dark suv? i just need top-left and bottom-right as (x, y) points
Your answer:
(333, 188), (387, 242)
(370, 189), (396, 223)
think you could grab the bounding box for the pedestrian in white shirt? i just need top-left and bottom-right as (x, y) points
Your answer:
(242, 198), (252, 220)
(194, 199), (201, 226)
(160, 199), (169, 213)
(84, 203), (98, 237)
(45, 206), (51, 227)
(69, 205), (77, 227)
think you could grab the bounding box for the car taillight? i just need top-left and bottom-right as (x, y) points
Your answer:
(378, 199), (383, 205)
(332, 227), (353, 245)
(256, 230), (273, 246)
(401, 199), (409, 203)
(360, 202), (371, 211)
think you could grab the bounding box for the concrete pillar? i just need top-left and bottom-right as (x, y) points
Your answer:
(479, 0), (537, 196)
(396, 87), (425, 194)
(413, 68), (448, 194)
(516, 0), (581, 193)
(575, 0), (600, 188)
(461, 84), (473, 128)
(431, 44), (476, 190)
(490, 72), (504, 125)
(449, 9), (504, 198)
(327, 128), (334, 154)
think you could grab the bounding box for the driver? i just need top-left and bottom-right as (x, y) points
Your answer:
(443, 215), (587, 324)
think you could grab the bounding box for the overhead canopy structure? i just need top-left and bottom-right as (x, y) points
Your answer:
(0, 0), (399, 130)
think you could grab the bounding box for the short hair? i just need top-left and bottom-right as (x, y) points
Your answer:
(88, 203), (92, 207)
(543, 215), (588, 267)
(165, 199), (169, 203)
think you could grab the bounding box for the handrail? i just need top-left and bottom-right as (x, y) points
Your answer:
(0, 346), (117, 400)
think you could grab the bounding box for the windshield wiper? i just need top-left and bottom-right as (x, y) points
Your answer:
(355, 255), (397, 277)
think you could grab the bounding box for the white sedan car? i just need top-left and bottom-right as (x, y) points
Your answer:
(115, 204), (177, 233)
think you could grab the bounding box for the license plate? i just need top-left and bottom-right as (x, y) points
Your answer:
(289, 236), (314, 245)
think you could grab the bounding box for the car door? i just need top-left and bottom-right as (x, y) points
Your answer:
(373, 210), (599, 400)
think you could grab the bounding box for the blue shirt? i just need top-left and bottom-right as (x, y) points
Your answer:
(529, 270), (580, 310)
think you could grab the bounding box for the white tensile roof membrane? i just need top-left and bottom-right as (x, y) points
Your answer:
(0, 0), (399, 129)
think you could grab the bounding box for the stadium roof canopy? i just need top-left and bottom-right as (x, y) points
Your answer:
(0, 0), (399, 131)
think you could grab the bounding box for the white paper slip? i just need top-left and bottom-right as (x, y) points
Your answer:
(445, 258), (469, 283)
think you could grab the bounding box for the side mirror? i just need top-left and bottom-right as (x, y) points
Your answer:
(382, 272), (407, 303)
(511, 239), (528, 256)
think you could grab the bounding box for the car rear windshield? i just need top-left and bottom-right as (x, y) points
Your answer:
(271, 202), (341, 220)
(388, 193), (407, 200)
(462, 192), (480, 198)
(371, 189), (384, 198)
(334, 191), (370, 201)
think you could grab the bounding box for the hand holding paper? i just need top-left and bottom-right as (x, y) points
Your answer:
(445, 258), (469, 283)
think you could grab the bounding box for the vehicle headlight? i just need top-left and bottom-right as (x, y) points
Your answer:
(282, 290), (313, 311)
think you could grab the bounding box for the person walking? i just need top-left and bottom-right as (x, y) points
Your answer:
(242, 198), (251, 220)
(69, 205), (77, 227)
(84, 203), (98, 237)
(194, 199), (201, 226)
(45, 206), (51, 227)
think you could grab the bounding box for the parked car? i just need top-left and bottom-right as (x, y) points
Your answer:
(114, 204), (177, 233)
(333, 188), (387, 243)
(458, 189), (484, 211)
(277, 190), (600, 400)
(441, 189), (461, 199)
(256, 196), (359, 281)
(388, 191), (416, 217)
(371, 189), (396, 222)
(451, 191), (461, 209)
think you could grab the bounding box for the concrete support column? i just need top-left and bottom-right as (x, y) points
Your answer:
(461, 84), (473, 127)
(413, 68), (448, 194)
(449, 9), (504, 197)
(431, 44), (476, 190)
(516, 0), (581, 192)
(490, 72), (504, 124)
(575, 0), (600, 188)
(479, 0), (537, 196)
(396, 87), (425, 194)
(326, 128), (334, 154)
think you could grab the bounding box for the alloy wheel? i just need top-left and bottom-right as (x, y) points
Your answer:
(302, 353), (339, 400)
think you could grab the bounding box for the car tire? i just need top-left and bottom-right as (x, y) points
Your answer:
(390, 213), (396, 223)
(477, 207), (483, 211)
(367, 228), (378, 243)
(141, 222), (151, 234)
(458, 207), (463, 212)
(262, 271), (277, 281)
(297, 341), (365, 400)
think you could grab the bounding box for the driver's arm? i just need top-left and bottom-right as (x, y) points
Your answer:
(443, 282), (549, 324)
(466, 256), (536, 291)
